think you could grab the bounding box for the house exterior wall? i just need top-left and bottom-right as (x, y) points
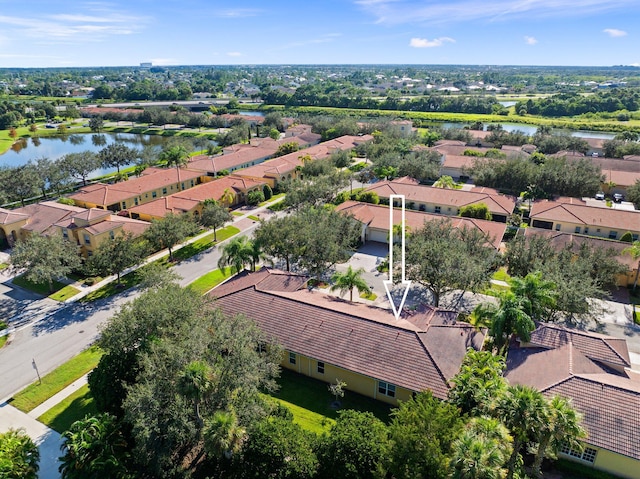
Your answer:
(280, 350), (412, 406)
(561, 445), (640, 479)
(531, 218), (640, 242)
(0, 219), (28, 246)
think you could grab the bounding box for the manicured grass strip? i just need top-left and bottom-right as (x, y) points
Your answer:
(247, 215), (260, 221)
(0, 335), (7, 349)
(172, 225), (240, 262)
(258, 193), (285, 206)
(271, 397), (334, 435)
(9, 346), (103, 413)
(49, 285), (81, 302)
(232, 211), (243, 217)
(188, 268), (232, 295)
(0, 263), (8, 270)
(492, 267), (511, 283)
(214, 225), (240, 242)
(360, 291), (377, 301)
(272, 369), (391, 425)
(11, 275), (67, 296)
(38, 384), (97, 434)
(79, 270), (142, 303)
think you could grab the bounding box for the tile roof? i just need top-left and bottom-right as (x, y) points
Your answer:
(365, 179), (516, 216)
(0, 208), (30, 225)
(530, 199), (640, 231)
(188, 143), (278, 173)
(3, 201), (85, 234)
(210, 269), (484, 399)
(69, 167), (203, 206)
(127, 196), (200, 217)
(335, 201), (507, 249)
(174, 176), (265, 203)
(527, 322), (631, 368)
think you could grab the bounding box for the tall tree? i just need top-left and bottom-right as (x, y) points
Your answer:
(0, 428), (40, 479)
(531, 395), (585, 479)
(623, 241), (640, 290)
(509, 271), (557, 322)
(159, 144), (190, 190)
(316, 410), (389, 479)
(86, 232), (146, 285)
(330, 266), (371, 302)
(203, 409), (246, 460)
(217, 236), (256, 273)
(60, 151), (100, 186)
(387, 391), (464, 479)
(143, 213), (198, 261)
(98, 143), (138, 174)
(496, 385), (546, 479)
(10, 233), (81, 292)
(200, 200), (232, 242)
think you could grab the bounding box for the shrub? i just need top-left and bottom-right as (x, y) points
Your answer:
(355, 191), (380, 205)
(247, 190), (265, 206)
(263, 184), (273, 201)
(58, 197), (75, 206)
(459, 203), (492, 220)
(620, 231), (633, 243)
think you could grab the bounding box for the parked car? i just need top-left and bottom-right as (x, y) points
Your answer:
(595, 192), (605, 200)
(613, 193), (624, 203)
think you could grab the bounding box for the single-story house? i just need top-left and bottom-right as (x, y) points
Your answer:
(506, 323), (640, 479)
(335, 200), (507, 249)
(365, 178), (516, 223)
(529, 198), (640, 242)
(210, 268), (485, 406)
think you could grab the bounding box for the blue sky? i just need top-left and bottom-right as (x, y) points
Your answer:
(0, 0), (638, 68)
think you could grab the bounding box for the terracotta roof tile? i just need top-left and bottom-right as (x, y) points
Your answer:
(530, 199), (640, 232)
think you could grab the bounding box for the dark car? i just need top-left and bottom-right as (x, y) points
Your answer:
(613, 193), (624, 203)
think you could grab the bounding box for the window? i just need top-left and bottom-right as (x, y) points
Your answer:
(574, 226), (581, 234)
(555, 224), (561, 231)
(317, 362), (325, 374)
(83, 234), (91, 245)
(162, 187), (167, 195)
(152, 191), (157, 198)
(121, 201), (126, 209)
(378, 381), (396, 398)
(560, 444), (597, 464)
(435, 206), (441, 214)
(134, 198), (139, 205)
(633, 234), (639, 241)
(62, 229), (68, 239)
(109, 231), (115, 240)
(289, 352), (296, 365)
(584, 227), (589, 234)
(190, 180), (194, 187)
(609, 231), (617, 240)
(181, 183), (185, 190)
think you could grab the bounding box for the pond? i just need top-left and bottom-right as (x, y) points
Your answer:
(440, 122), (615, 139)
(0, 132), (173, 176)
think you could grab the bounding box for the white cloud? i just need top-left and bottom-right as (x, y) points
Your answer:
(213, 9), (262, 18)
(524, 36), (538, 45)
(227, 52), (243, 57)
(603, 28), (627, 37)
(355, 0), (638, 25)
(410, 36), (455, 48)
(149, 58), (179, 66)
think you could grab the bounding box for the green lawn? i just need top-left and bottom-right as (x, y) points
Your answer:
(360, 291), (378, 301)
(258, 193), (285, 207)
(247, 215), (260, 222)
(9, 346), (103, 413)
(49, 285), (81, 302)
(11, 275), (68, 297)
(0, 335), (7, 349)
(172, 226), (240, 262)
(38, 384), (97, 434)
(188, 268), (232, 295)
(79, 269), (142, 302)
(270, 369), (392, 434)
(0, 263), (8, 270)
(492, 267), (512, 283)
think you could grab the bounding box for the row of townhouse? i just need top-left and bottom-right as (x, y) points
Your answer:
(364, 176), (517, 223)
(0, 201), (149, 256)
(210, 268), (640, 479)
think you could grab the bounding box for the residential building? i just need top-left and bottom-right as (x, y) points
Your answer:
(529, 198), (640, 241)
(335, 200), (506, 249)
(364, 178), (516, 222)
(0, 201), (86, 248)
(127, 175), (265, 221)
(524, 227), (639, 287)
(53, 208), (149, 258)
(210, 268), (485, 406)
(68, 166), (209, 212)
(505, 323), (640, 479)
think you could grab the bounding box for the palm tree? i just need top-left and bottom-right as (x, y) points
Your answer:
(433, 175), (457, 189)
(220, 187), (235, 207)
(451, 417), (512, 479)
(531, 395), (585, 478)
(247, 239), (265, 271)
(509, 271), (557, 321)
(204, 409), (246, 460)
(623, 241), (640, 290)
(473, 292), (535, 355)
(496, 385), (546, 479)
(159, 144), (190, 190)
(330, 266), (371, 302)
(178, 361), (214, 430)
(218, 236), (253, 274)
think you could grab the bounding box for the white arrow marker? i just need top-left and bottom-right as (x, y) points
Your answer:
(383, 194), (412, 320)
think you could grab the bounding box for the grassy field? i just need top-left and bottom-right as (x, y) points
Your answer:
(38, 384), (97, 434)
(271, 369), (392, 434)
(10, 275), (75, 300)
(188, 268), (232, 295)
(48, 285), (81, 302)
(9, 346), (103, 413)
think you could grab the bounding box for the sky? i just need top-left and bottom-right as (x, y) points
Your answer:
(0, 0), (639, 68)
